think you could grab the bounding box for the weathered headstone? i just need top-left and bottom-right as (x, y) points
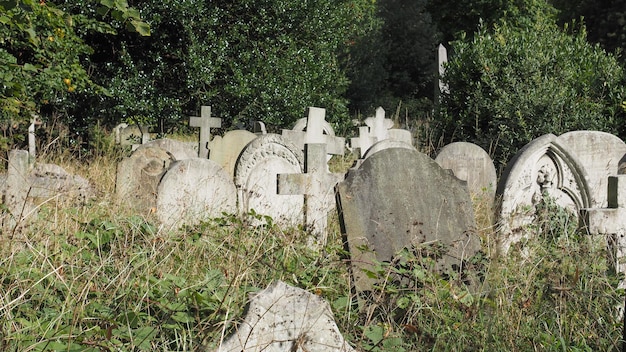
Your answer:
(215, 281), (355, 352)
(4, 150), (32, 229)
(114, 123), (151, 146)
(580, 175), (626, 289)
(278, 143), (344, 246)
(337, 147), (479, 292)
(496, 134), (592, 252)
(557, 131), (626, 208)
(157, 158), (236, 229)
(135, 138), (197, 161)
(234, 134), (304, 227)
(116, 146), (175, 214)
(282, 107), (345, 157)
(435, 142), (497, 201)
(190, 106), (222, 159)
(209, 130), (257, 178)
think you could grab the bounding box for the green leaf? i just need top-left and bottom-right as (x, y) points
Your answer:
(130, 19), (150, 36)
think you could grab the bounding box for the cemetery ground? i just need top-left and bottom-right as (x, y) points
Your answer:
(0, 135), (623, 351)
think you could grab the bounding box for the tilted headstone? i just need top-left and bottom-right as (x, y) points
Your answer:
(557, 131), (626, 208)
(134, 138), (197, 161)
(215, 281), (355, 352)
(116, 146), (175, 214)
(190, 106), (222, 159)
(337, 147), (479, 293)
(580, 175), (626, 289)
(278, 143), (344, 246)
(114, 123), (151, 146)
(157, 159), (236, 229)
(234, 134), (304, 227)
(496, 134), (592, 252)
(209, 130), (257, 179)
(282, 107), (345, 157)
(435, 142), (497, 201)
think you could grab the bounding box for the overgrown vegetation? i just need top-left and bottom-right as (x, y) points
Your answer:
(0, 138), (622, 351)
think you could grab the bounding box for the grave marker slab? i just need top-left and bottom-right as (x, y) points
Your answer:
(435, 142), (497, 200)
(337, 147), (479, 292)
(157, 158), (236, 229)
(278, 143), (343, 246)
(135, 138), (197, 160)
(4, 150), (32, 229)
(215, 281), (355, 352)
(234, 134), (304, 227)
(190, 106), (221, 159)
(116, 146), (175, 214)
(209, 130), (257, 178)
(496, 133), (603, 252)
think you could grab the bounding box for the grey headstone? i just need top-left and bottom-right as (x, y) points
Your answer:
(337, 148), (479, 292)
(116, 146), (175, 214)
(157, 158), (236, 229)
(234, 134), (304, 227)
(435, 142), (497, 200)
(4, 150), (32, 228)
(215, 281), (355, 352)
(135, 138), (197, 161)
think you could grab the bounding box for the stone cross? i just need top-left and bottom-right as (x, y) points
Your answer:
(190, 106), (221, 159)
(364, 106), (393, 142)
(350, 126), (376, 158)
(437, 43), (449, 95)
(580, 175), (626, 288)
(278, 143), (343, 246)
(282, 107), (345, 156)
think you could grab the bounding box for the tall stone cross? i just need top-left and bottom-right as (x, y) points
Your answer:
(282, 107), (345, 156)
(580, 175), (626, 288)
(278, 143), (344, 247)
(350, 126), (376, 158)
(190, 106), (221, 159)
(28, 116), (41, 158)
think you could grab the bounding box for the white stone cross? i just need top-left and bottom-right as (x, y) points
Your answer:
(364, 106), (393, 142)
(28, 115), (41, 158)
(190, 106), (221, 159)
(282, 107), (345, 156)
(277, 143), (344, 246)
(580, 175), (626, 288)
(350, 126), (376, 158)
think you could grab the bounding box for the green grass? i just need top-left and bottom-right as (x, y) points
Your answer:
(0, 145), (623, 351)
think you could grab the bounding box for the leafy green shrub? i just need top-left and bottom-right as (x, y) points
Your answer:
(435, 1), (626, 169)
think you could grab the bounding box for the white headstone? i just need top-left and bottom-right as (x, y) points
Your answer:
(157, 159), (236, 229)
(234, 134), (304, 227)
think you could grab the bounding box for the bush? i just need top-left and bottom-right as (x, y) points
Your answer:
(435, 3), (626, 170)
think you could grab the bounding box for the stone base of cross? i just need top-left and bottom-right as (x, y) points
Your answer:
(580, 175), (626, 289)
(278, 143), (343, 247)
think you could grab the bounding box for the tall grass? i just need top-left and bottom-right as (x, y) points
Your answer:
(0, 134), (623, 351)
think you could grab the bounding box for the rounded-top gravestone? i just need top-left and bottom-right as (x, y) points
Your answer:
(157, 158), (236, 229)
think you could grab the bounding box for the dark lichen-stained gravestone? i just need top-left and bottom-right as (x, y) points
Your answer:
(215, 281), (355, 352)
(336, 147), (479, 292)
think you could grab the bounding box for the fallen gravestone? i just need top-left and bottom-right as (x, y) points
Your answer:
(435, 142), (497, 202)
(116, 146), (175, 214)
(209, 130), (257, 178)
(337, 147), (479, 292)
(157, 158), (236, 229)
(215, 281), (355, 352)
(234, 134), (304, 227)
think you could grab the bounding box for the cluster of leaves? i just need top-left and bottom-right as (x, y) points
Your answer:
(434, 0), (626, 169)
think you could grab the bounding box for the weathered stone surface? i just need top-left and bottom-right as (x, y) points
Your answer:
(157, 158), (236, 229)
(190, 106), (222, 159)
(557, 131), (626, 208)
(278, 144), (343, 246)
(116, 146), (175, 214)
(114, 123), (151, 145)
(30, 163), (93, 202)
(209, 130), (257, 178)
(215, 281), (355, 352)
(337, 147), (479, 292)
(135, 138), (197, 160)
(282, 107), (345, 157)
(4, 150), (32, 228)
(362, 139), (416, 160)
(234, 134), (304, 226)
(435, 142), (497, 199)
(496, 134), (592, 252)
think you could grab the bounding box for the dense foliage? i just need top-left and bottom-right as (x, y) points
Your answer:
(434, 2), (626, 169)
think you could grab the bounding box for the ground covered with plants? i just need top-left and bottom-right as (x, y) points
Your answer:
(0, 140), (623, 351)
